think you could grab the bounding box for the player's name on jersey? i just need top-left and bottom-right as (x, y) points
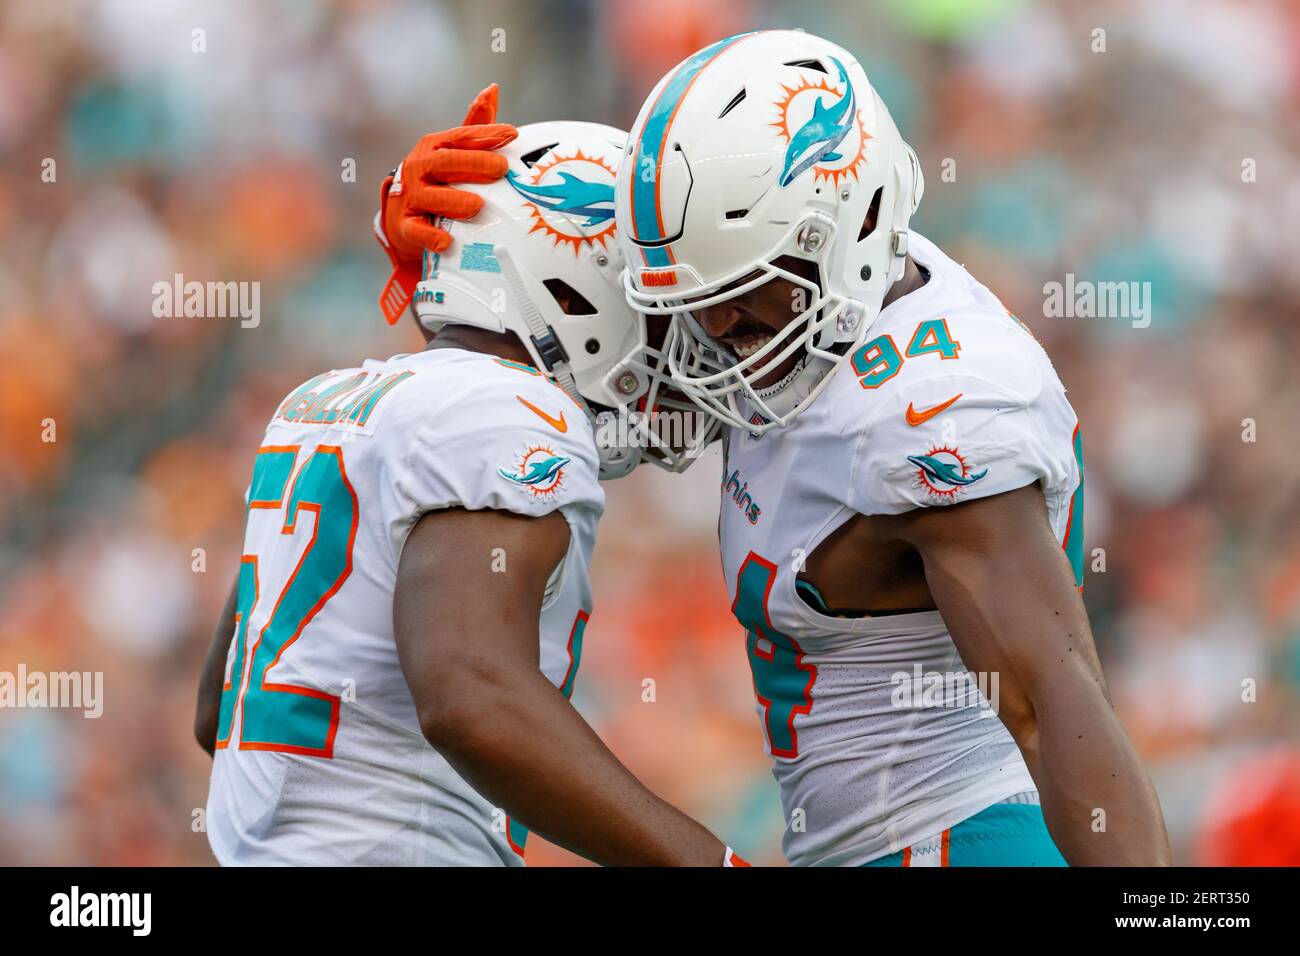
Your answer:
(275, 369), (415, 430)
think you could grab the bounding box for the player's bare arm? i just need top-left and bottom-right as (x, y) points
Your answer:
(882, 483), (1171, 865)
(195, 575), (239, 758)
(394, 505), (728, 867)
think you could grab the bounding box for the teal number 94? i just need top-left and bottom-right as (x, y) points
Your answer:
(733, 553), (816, 759)
(851, 318), (963, 389)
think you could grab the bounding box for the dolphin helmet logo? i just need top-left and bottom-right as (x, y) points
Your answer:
(506, 170), (614, 226)
(907, 447), (988, 500)
(771, 57), (869, 188)
(504, 148), (618, 254)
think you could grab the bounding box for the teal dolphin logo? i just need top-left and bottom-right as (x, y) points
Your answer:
(506, 169), (615, 226)
(907, 450), (987, 497)
(778, 57), (857, 188)
(499, 454), (570, 487)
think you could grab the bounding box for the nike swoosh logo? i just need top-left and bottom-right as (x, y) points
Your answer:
(517, 395), (568, 433)
(905, 393), (963, 426)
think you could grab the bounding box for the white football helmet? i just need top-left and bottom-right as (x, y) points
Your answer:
(616, 30), (925, 433)
(414, 121), (715, 477)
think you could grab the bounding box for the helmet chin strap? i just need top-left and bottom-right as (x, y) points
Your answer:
(496, 246), (584, 408)
(498, 245), (640, 480)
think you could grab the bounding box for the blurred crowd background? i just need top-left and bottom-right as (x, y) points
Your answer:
(2, 0), (1300, 866)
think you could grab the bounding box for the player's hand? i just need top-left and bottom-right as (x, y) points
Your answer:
(375, 84), (518, 324)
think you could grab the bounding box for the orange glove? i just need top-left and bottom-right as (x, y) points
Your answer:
(376, 84), (518, 324)
(723, 846), (751, 867)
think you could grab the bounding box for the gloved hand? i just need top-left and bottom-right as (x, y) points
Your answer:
(375, 84), (518, 324)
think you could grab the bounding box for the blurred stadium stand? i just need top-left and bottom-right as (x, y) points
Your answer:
(1, 0), (1298, 865)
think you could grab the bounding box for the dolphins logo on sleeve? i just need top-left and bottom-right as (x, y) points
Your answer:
(907, 446), (988, 500)
(499, 444), (571, 499)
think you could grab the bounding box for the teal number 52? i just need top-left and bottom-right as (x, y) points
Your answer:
(217, 444), (358, 757)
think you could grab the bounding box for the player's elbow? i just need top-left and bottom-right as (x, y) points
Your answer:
(995, 691), (1038, 752)
(998, 663), (1107, 754)
(414, 659), (519, 755)
(416, 697), (479, 754)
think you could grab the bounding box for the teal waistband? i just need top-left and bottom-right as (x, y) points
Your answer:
(862, 798), (1067, 867)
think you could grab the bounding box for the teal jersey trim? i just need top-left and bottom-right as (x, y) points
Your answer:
(1064, 425), (1085, 587)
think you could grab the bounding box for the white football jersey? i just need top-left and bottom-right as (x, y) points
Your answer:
(207, 347), (603, 866)
(718, 232), (1083, 866)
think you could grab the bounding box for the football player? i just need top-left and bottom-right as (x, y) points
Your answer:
(370, 29), (1172, 866)
(194, 94), (744, 866)
(617, 30), (1170, 866)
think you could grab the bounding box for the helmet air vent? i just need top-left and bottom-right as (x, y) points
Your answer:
(783, 58), (828, 74)
(519, 143), (561, 168)
(858, 187), (884, 241)
(542, 278), (598, 315)
(718, 87), (747, 118)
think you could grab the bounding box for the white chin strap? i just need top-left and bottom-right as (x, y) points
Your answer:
(496, 246), (584, 406)
(498, 246), (644, 479)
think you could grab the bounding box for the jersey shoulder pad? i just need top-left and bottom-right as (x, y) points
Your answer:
(390, 353), (602, 521)
(847, 309), (1077, 515)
